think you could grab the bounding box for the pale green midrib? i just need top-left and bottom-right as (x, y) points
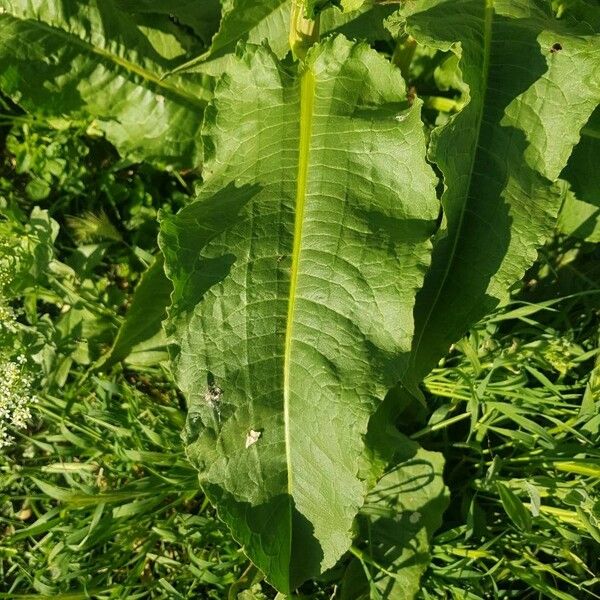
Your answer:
(283, 66), (316, 544)
(0, 12), (209, 108)
(411, 0), (495, 371)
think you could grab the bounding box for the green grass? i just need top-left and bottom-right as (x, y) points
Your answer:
(0, 116), (599, 599)
(420, 286), (600, 599)
(0, 368), (249, 599)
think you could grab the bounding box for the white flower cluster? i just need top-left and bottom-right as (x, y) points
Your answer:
(0, 301), (18, 334)
(0, 355), (38, 448)
(0, 229), (36, 449)
(0, 235), (15, 288)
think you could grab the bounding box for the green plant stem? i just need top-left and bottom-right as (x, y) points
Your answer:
(411, 411), (472, 439)
(423, 95), (465, 113)
(350, 545), (404, 581)
(393, 35), (417, 81)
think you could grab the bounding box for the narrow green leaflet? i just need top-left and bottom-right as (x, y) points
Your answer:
(558, 108), (600, 242)
(496, 482), (532, 531)
(0, 0), (212, 169)
(389, 0), (600, 385)
(160, 37), (439, 593)
(341, 436), (448, 600)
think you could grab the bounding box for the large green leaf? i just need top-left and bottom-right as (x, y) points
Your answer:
(0, 0), (212, 169)
(388, 0), (600, 386)
(159, 37), (439, 593)
(341, 436), (448, 600)
(558, 108), (600, 242)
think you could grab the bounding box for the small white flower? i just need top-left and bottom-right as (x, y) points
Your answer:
(0, 355), (37, 449)
(0, 302), (18, 334)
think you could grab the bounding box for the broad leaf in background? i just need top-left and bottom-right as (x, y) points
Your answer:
(116, 0), (222, 46)
(553, 0), (600, 28)
(306, 0), (370, 17)
(160, 37), (439, 593)
(99, 255), (170, 370)
(0, 0), (212, 169)
(388, 0), (600, 387)
(178, 0), (394, 76)
(341, 436), (448, 600)
(558, 108), (600, 242)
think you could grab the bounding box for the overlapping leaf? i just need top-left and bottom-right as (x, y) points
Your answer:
(160, 37), (439, 593)
(558, 108), (600, 242)
(0, 0), (212, 169)
(341, 436), (448, 600)
(387, 0), (600, 386)
(116, 0), (222, 46)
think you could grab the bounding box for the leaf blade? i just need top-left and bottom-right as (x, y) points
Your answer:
(388, 0), (600, 385)
(160, 37), (439, 592)
(98, 254), (171, 370)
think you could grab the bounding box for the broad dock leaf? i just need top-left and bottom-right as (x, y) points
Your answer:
(389, 0), (600, 385)
(160, 37), (439, 592)
(0, 0), (212, 169)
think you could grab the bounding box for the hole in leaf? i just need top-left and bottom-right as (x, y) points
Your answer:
(204, 372), (222, 408)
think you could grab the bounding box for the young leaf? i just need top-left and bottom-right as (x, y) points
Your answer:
(175, 0), (394, 76)
(388, 0), (600, 386)
(98, 255), (171, 370)
(496, 482), (532, 532)
(160, 37), (439, 593)
(0, 0), (212, 169)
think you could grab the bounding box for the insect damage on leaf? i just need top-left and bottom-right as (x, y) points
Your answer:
(204, 382), (222, 409)
(245, 430), (262, 448)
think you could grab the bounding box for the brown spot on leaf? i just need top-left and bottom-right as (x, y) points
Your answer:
(550, 42), (563, 53)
